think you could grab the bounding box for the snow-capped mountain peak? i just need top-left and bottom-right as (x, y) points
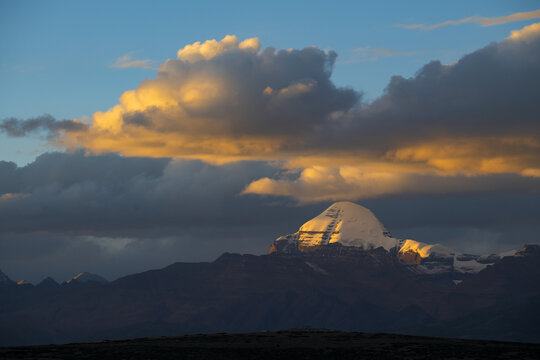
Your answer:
(271, 201), (400, 253)
(270, 201), (520, 276)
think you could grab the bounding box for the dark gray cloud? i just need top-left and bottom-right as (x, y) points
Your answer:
(0, 151), (283, 233)
(2, 152), (537, 234)
(325, 34), (540, 151)
(0, 114), (88, 138)
(0, 230), (281, 284)
(0, 151), (321, 282)
(245, 30), (540, 201)
(157, 45), (360, 136)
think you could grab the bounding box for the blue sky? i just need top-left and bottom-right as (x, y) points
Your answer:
(1, 0), (539, 165)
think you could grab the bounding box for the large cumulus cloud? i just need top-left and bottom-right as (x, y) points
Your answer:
(59, 35), (358, 161)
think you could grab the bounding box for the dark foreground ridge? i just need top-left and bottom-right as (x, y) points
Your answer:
(2, 330), (540, 360)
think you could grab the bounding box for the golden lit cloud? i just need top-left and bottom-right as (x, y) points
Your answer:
(386, 136), (540, 175)
(399, 9), (540, 30)
(176, 35), (260, 62)
(59, 34), (358, 161)
(0, 193), (28, 201)
(507, 22), (540, 42)
(522, 168), (540, 178)
(243, 166), (406, 203)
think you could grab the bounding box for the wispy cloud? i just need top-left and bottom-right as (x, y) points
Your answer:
(398, 9), (540, 31)
(0, 114), (88, 138)
(340, 46), (411, 63)
(110, 52), (157, 69)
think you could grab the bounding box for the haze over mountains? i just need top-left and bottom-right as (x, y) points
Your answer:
(1, 202), (539, 346)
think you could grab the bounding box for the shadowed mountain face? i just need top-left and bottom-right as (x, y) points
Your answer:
(1, 244), (539, 346)
(0, 269), (14, 287)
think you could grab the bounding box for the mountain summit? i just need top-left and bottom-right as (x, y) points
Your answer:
(271, 201), (400, 253)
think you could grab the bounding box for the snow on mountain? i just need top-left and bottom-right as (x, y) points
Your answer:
(398, 239), (454, 259)
(398, 239), (518, 274)
(271, 201), (400, 253)
(271, 201), (519, 275)
(65, 272), (108, 285)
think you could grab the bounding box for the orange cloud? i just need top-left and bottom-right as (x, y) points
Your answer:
(399, 10), (540, 30)
(507, 22), (540, 42)
(242, 134), (540, 203)
(387, 136), (540, 175)
(176, 35), (260, 62)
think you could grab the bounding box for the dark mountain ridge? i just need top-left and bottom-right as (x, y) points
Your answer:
(1, 244), (539, 346)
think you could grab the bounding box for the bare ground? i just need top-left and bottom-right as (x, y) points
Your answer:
(1, 330), (539, 360)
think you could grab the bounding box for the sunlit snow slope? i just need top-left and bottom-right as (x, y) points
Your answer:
(292, 201), (398, 251)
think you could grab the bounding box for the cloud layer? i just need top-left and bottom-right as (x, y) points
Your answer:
(3, 28), (535, 203)
(243, 24), (540, 201)
(1, 152), (539, 282)
(0, 151), (318, 282)
(0, 151), (277, 233)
